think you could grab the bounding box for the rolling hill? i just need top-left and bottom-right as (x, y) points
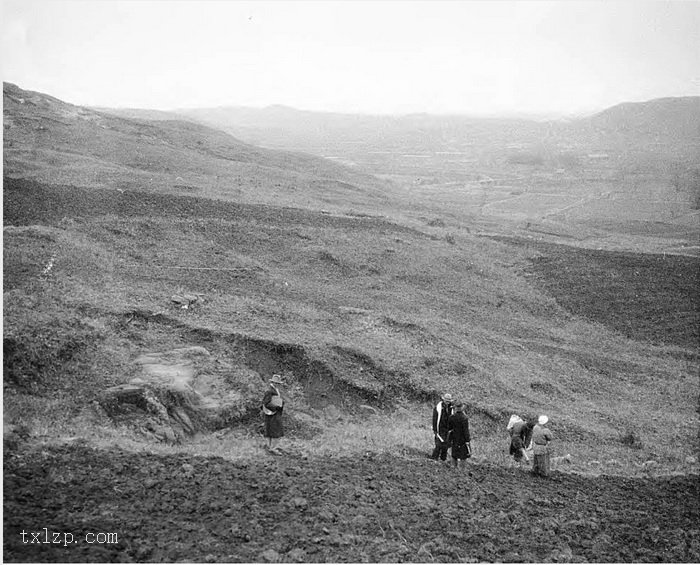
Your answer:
(584, 96), (700, 140)
(3, 82), (392, 213)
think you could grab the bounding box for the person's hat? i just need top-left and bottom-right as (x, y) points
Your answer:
(538, 415), (549, 426)
(442, 393), (453, 402)
(270, 374), (286, 385)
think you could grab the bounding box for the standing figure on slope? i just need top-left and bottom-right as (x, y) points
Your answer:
(448, 402), (472, 469)
(531, 415), (554, 477)
(507, 414), (533, 467)
(431, 393), (454, 461)
(262, 374), (286, 455)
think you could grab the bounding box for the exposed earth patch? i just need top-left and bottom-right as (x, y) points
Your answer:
(4, 443), (699, 563)
(487, 235), (699, 349)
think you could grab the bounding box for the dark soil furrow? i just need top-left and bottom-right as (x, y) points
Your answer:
(488, 235), (700, 349)
(4, 444), (699, 563)
(3, 178), (424, 238)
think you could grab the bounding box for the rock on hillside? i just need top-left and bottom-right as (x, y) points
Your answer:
(98, 346), (258, 443)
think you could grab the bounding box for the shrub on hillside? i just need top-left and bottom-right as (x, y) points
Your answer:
(3, 320), (105, 394)
(620, 430), (644, 450)
(427, 218), (446, 227)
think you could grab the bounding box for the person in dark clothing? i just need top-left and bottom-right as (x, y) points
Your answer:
(524, 416), (536, 452)
(447, 403), (471, 469)
(508, 414), (531, 465)
(431, 393), (453, 461)
(262, 374), (286, 454)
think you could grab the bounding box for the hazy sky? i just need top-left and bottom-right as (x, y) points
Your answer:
(2, 0), (699, 116)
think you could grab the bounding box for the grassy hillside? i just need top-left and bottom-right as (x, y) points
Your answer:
(5, 173), (698, 471)
(3, 82), (392, 213)
(4, 82), (699, 563)
(584, 96), (700, 142)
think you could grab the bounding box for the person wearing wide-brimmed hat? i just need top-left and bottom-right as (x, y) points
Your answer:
(531, 415), (554, 477)
(431, 392), (454, 461)
(262, 374), (286, 454)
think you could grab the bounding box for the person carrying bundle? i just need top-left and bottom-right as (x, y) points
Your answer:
(507, 414), (533, 466)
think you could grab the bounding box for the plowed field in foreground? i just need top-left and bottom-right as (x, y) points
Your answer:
(4, 444), (699, 563)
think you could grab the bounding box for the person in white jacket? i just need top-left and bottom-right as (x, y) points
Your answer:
(431, 393), (454, 461)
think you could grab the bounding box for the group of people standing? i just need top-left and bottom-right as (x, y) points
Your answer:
(430, 393), (472, 468)
(432, 392), (555, 477)
(262, 376), (554, 477)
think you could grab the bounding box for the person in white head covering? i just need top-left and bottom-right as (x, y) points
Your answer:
(431, 393), (454, 461)
(531, 415), (554, 477)
(508, 415), (532, 466)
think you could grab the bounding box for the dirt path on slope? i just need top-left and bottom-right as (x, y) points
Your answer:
(4, 443), (699, 563)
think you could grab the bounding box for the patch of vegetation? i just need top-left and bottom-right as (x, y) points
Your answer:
(620, 430), (644, 450)
(426, 218), (445, 227)
(318, 250), (343, 266)
(529, 381), (559, 396)
(3, 319), (104, 393)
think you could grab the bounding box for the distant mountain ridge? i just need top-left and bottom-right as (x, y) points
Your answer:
(584, 96), (700, 138)
(168, 94), (700, 224)
(90, 93), (700, 157)
(171, 95), (700, 159)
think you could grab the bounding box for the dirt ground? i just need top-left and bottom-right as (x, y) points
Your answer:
(3, 442), (699, 563)
(489, 235), (699, 350)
